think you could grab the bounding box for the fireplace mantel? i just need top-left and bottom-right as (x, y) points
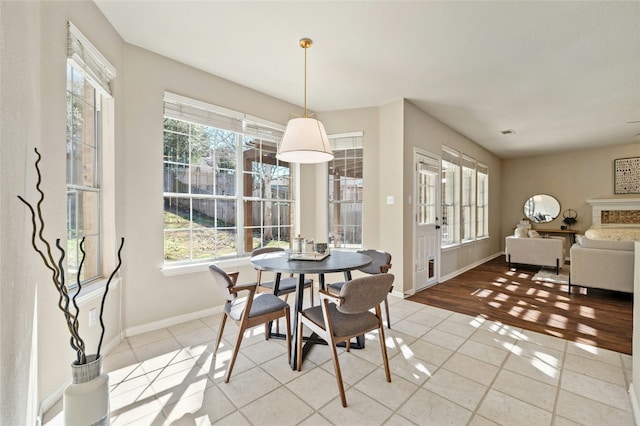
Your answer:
(587, 198), (640, 227)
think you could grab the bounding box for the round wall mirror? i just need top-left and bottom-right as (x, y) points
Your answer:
(523, 194), (560, 223)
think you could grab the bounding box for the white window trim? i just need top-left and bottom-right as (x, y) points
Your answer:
(162, 93), (298, 266)
(327, 132), (364, 249)
(441, 147), (489, 247)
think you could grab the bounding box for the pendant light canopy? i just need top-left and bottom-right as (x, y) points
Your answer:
(277, 38), (333, 164)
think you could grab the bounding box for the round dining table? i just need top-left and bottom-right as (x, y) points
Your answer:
(250, 249), (372, 370)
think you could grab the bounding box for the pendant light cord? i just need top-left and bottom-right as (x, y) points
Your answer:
(303, 42), (308, 117)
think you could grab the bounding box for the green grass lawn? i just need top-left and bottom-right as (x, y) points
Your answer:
(164, 209), (288, 261)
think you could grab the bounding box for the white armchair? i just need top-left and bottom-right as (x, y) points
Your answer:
(505, 236), (565, 274)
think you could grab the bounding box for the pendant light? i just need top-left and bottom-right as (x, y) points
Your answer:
(277, 38), (333, 164)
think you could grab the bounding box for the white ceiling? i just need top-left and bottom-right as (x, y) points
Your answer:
(95, 0), (640, 159)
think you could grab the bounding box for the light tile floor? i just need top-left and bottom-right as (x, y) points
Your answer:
(44, 295), (635, 425)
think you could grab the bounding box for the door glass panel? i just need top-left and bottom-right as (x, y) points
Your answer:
(417, 162), (438, 225)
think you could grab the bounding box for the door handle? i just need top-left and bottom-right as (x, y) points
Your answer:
(435, 225), (441, 230)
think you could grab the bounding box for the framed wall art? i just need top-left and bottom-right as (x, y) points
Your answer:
(614, 157), (640, 194)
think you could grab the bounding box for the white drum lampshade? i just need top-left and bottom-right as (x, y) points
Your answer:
(277, 117), (333, 163)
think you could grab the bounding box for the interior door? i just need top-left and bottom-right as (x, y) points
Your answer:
(414, 152), (440, 293)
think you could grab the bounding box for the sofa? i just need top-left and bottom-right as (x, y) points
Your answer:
(569, 228), (638, 293)
(505, 232), (565, 274)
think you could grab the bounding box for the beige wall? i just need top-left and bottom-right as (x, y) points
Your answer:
(379, 101), (406, 291)
(403, 101), (503, 284)
(501, 142), (640, 246)
(119, 44), (306, 329)
(1, 1), (125, 423)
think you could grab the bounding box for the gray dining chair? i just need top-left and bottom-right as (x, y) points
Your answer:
(252, 246), (314, 307)
(327, 249), (393, 328)
(209, 263), (291, 383)
(297, 273), (395, 407)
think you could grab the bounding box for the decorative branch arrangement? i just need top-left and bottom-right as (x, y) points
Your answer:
(18, 148), (124, 364)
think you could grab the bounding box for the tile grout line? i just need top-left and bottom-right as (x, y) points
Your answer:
(550, 338), (568, 425)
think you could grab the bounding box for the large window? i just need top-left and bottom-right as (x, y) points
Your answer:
(477, 163), (489, 238)
(441, 147), (460, 246)
(461, 155), (476, 242)
(328, 133), (363, 248)
(163, 93), (292, 264)
(66, 23), (115, 285)
(441, 146), (489, 247)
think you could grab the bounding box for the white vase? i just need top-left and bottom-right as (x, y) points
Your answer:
(63, 354), (109, 426)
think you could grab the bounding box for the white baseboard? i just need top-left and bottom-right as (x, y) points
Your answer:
(401, 252), (503, 297)
(125, 305), (224, 337)
(629, 383), (640, 425)
(391, 289), (405, 299)
(439, 252), (503, 283)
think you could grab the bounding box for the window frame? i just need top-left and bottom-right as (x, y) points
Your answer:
(441, 146), (489, 248)
(162, 93), (294, 266)
(327, 132), (364, 249)
(476, 163), (489, 239)
(66, 22), (116, 287)
(441, 147), (461, 248)
(461, 155), (476, 243)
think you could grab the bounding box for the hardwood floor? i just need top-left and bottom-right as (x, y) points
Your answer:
(408, 256), (633, 354)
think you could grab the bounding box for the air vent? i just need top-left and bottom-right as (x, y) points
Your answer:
(500, 129), (516, 135)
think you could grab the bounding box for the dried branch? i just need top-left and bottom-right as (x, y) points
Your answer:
(19, 147), (124, 364)
(97, 237), (125, 357)
(70, 238), (87, 363)
(55, 239), (85, 362)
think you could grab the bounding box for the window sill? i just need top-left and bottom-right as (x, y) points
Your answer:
(441, 244), (460, 252)
(443, 236), (490, 251)
(161, 257), (251, 277)
(72, 276), (122, 305)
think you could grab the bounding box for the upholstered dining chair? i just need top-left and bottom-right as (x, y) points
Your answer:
(327, 249), (393, 328)
(297, 273), (395, 407)
(209, 263), (291, 383)
(251, 246), (314, 307)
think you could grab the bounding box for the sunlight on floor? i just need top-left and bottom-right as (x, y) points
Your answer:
(577, 323), (597, 337)
(42, 293), (634, 426)
(580, 305), (596, 319)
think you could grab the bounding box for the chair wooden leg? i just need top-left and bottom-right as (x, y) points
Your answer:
(284, 307), (291, 365)
(346, 340), (351, 352)
(329, 337), (347, 407)
(374, 305), (392, 382)
(214, 313), (228, 356)
(225, 325), (245, 383)
(378, 324), (391, 383)
(296, 318), (304, 371)
(384, 297), (391, 329)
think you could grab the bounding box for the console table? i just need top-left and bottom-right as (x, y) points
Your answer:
(534, 228), (578, 244)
